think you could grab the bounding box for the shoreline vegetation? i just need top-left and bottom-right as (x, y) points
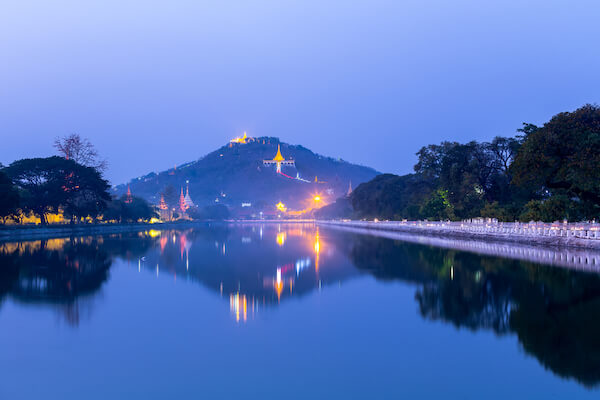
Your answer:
(318, 105), (600, 224)
(3, 105), (600, 230)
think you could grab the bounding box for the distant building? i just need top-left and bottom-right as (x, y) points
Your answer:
(230, 132), (252, 144)
(346, 181), (353, 197)
(178, 186), (192, 220)
(125, 184), (133, 204)
(158, 194), (172, 221)
(183, 180), (195, 209)
(263, 144), (295, 174)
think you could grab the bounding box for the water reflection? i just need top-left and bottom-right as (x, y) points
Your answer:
(0, 234), (156, 325)
(338, 232), (600, 388)
(137, 224), (353, 316)
(2, 224), (600, 388)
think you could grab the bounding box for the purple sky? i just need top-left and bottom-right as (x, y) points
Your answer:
(1, 0), (599, 184)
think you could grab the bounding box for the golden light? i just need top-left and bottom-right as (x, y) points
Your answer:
(275, 268), (284, 301)
(313, 195), (321, 202)
(148, 229), (161, 238)
(276, 232), (286, 247)
(314, 229), (321, 272)
(230, 131), (249, 144)
(276, 201), (287, 212)
(229, 292), (248, 322)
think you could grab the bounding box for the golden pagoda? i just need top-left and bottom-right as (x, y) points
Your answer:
(263, 144), (295, 173)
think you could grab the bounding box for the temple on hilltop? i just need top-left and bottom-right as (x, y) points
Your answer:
(263, 144), (295, 173)
(230, 132), (253, 144)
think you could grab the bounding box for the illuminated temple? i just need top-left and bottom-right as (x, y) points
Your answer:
(263, 144), (295, 173)
(158, 194), (172, 221)
(230, 132), (253, 144)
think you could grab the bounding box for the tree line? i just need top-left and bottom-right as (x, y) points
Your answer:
(0, 134), (156, 224)
(349, 104), (600, 222)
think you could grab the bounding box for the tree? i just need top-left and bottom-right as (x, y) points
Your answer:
(188, 204), (230, 220)
(122, 197), (158, 222)
(488, 136), (520, 176)
(161, 184), (178, 209)
(0, 170), (20, 223)
(54, 134), (107, 171)
(4, 157), (110, 224)
(415, 141), (489, 218)
(511, 104), (600, 220)
(420, 189), (454, 220)
(350, 173), (434, 220)
(103, 197), (157, 223)
(62, 165), (111, 223)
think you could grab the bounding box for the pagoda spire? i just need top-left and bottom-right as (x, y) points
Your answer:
(273, 145), (285, 162)
(179, 187), (188, 213)
(346, 181), (353, 197)
(184, 180), (195, 208)
(262, 143), (295, 174)
(159, 194), (168, 210)
(125, 184), (133, 204)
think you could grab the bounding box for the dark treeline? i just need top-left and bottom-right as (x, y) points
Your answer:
(345, 104), (600, 222)
(0, 134), (156, 224)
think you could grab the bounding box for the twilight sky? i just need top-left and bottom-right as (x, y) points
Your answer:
(1, 0), (599, 184)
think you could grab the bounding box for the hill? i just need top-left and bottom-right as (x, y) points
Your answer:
(114, 137), (378, 212)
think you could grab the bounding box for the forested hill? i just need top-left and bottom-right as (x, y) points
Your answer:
(114, 137), (378, 209)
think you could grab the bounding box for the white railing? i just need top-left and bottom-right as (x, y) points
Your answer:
(318, 219), (600, 241)
(319, 222), (600, 271)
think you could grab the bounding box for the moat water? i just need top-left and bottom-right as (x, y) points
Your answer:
(1, 223), (600, 399)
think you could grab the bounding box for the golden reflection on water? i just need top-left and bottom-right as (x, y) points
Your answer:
(229, 293), (248, 322)
(0, 236), (103, 255)
(1, 225), (327, 325)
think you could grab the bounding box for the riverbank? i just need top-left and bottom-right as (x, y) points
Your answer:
(317, 220), (600, 251)
(318, 221), (600, 272)
(0, 221), (215, 242)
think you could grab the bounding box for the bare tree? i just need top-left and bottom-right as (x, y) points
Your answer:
(54, 134), (107, 171)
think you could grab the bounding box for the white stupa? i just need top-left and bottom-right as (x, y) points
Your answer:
(184, 180), (195, 208)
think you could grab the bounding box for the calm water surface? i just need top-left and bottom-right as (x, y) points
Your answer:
(1, 223), (600, 399)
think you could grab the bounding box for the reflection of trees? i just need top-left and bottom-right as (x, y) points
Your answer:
(0, 233), (156, 326)
(345, 233), (600, 387)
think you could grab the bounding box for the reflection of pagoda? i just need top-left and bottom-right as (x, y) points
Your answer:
(263, 144), (295, 173)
